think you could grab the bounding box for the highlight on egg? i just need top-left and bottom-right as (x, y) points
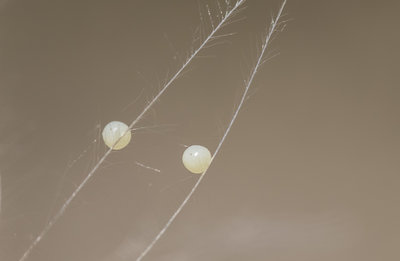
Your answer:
(102, 121), (131, 150)
(182, 145), (212, 174)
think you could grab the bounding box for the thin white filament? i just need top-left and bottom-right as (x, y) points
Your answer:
(135, 1), (287, 260)
(18, 1), (246, 260)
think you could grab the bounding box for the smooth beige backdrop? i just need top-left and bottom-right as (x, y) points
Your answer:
(1, 0), (399, 260)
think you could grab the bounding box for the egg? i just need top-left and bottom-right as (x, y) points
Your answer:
(182, 145), (212, 174)
(102, 121), (131, 150)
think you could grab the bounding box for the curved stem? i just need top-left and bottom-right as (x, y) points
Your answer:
(135, 1), (287, 260)
(18, 1), (246, 261)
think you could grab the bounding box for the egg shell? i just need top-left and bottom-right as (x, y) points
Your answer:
(182, 145), (212, 174)
(102, 121), (131, 150)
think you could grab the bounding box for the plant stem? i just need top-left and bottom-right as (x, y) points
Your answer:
(136, 1), (287, 260)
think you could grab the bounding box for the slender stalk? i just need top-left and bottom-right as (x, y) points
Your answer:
(135, 1), (287, 260)
(18, 1), (246, 261)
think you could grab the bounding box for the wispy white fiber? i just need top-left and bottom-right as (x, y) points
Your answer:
(18, 1), (246, 260)
(135, 1), (287, 260)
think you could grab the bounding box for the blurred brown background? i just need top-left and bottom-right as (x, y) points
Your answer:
(0, 0), (399, 260)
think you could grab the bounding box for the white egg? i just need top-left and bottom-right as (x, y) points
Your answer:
(182, 145), (212, 174)
(102, 121), (131, 150)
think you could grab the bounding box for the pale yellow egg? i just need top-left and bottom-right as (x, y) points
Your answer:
(102, 121), (131, 150)
(182, 145), (212, 174)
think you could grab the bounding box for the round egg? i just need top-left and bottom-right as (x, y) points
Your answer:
(182, 145), (212, 174)
(102, 121), (131, 150)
